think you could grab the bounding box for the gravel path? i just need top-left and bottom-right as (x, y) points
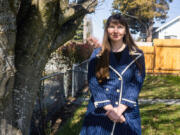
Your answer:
(74, 98), (180, 105)
(139, 99), (180, 105)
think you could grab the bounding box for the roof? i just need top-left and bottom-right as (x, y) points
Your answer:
(155, 16), (180, 32)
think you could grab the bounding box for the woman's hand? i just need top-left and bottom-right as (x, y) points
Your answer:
(116, 104), (128, 116)
(105, 109), (120, 122)
(117, 114), (126, 123)
(104, 105), (119, 122)
(103, 104), (126, 123)
(105, 108), (125, 123)
(105, 108), (126, 123)
(115, 104), (128, 123)
(86, 36), (101, 48)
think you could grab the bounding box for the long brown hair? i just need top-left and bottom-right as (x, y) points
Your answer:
(95, 14), (142, 83)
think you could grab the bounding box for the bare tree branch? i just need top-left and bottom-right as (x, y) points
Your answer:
(59, 0), (69, 11)
(8, 0), (21, 15)
(50, 16), (84, 52)
(50, 0), (98, 51)
(121, 12), (148, 32)
(58, 0), (97, 26)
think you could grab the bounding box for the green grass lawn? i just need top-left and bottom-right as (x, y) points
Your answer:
(141, 103), (180, 135)
(55, 102), (88, 135)
(140, 75), (180, 99)
(56, 102), (180, 135)
(56, 75), (180, 135)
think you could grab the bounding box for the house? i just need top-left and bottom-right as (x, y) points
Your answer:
(83, 16), (93, 41)
(154, 16), (180, 39)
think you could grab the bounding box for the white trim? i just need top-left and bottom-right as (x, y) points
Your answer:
(96, 54), (100, 57)
(155, 16), (180, 32)
(109, 65), (123, 135)
(109, 66), (123, 103)
(109, 53), (142, 134)
(94, 100), (110, 108)
(129, 51), (142, 55)
(121, 53), (142, 75)
(122, 98), (136, 104)
(109, 65), (122, 78)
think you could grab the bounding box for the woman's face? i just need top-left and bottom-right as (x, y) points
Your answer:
(107, 21), (126, 42)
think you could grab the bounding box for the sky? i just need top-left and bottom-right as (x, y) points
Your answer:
(87, 0), (180, 43)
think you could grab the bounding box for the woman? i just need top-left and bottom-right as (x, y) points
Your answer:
(80, 14), (145, 135)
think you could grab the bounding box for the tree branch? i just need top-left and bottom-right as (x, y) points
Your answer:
(8, 0), (21, 15)
(50, 16), (84, 52)
(59, 0), (69, 11)
(121, 12), (148, 32)
(49, 0), (98, 52)
(58, 0), (97, 26)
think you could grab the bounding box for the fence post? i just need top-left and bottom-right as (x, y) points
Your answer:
(64, 71), (68, 97)
(72, 64), (76, 97)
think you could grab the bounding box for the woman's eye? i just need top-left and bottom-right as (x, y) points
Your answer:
(118, 26), (123, 29)
(109, 26), (114, 28)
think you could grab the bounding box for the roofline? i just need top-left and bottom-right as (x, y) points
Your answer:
(155, 16), (180, 32)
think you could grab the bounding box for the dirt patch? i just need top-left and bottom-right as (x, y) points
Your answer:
(50, 86), (89, 135)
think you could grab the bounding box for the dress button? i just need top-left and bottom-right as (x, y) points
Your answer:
(106, 88), (109, 91)
(115, 102), (118, 105)
(117, 89), (120, 92)
(118, 77), (122, 80)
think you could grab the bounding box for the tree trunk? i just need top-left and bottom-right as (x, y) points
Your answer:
(0, 0), (97, 134)
(13, 65), (45, 135)
(146, 20), (154, 42)
(0, 0), (21, 134)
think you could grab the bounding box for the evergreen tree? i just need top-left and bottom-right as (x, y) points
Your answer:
(112, 0), (173, 41)
(73, 21), (84, 42)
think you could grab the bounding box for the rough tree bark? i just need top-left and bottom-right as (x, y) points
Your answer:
(146, 20), (154, 42)
(0, 0), (97, 134)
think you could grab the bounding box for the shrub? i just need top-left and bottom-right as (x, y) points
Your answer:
(57, 41), (94, 66)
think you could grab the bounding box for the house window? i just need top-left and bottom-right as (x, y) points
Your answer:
(164, 35), (177, 39)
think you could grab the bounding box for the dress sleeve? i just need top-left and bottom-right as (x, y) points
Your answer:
(121, 53), (146, 108)
(88, 48), (111, 108)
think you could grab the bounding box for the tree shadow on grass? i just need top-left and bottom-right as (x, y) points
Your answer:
(140, 104), (180, 135)
(140, 75), (180, 99)
(55, 105), (86, 135)
(56, 103), (180, 135)
(142, 75), (171, 90)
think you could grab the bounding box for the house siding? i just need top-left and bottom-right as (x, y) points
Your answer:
(158, 18), (180, 39)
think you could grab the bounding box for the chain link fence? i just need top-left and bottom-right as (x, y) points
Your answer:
(31, 59), (89, 134)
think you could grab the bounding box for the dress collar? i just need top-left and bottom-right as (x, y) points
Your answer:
(109, 45), (129, 67)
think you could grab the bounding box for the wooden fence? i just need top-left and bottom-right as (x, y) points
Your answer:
(138, 39), (180, 75)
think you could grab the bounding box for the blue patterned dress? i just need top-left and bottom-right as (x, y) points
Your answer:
(80, 45), (145, 135)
